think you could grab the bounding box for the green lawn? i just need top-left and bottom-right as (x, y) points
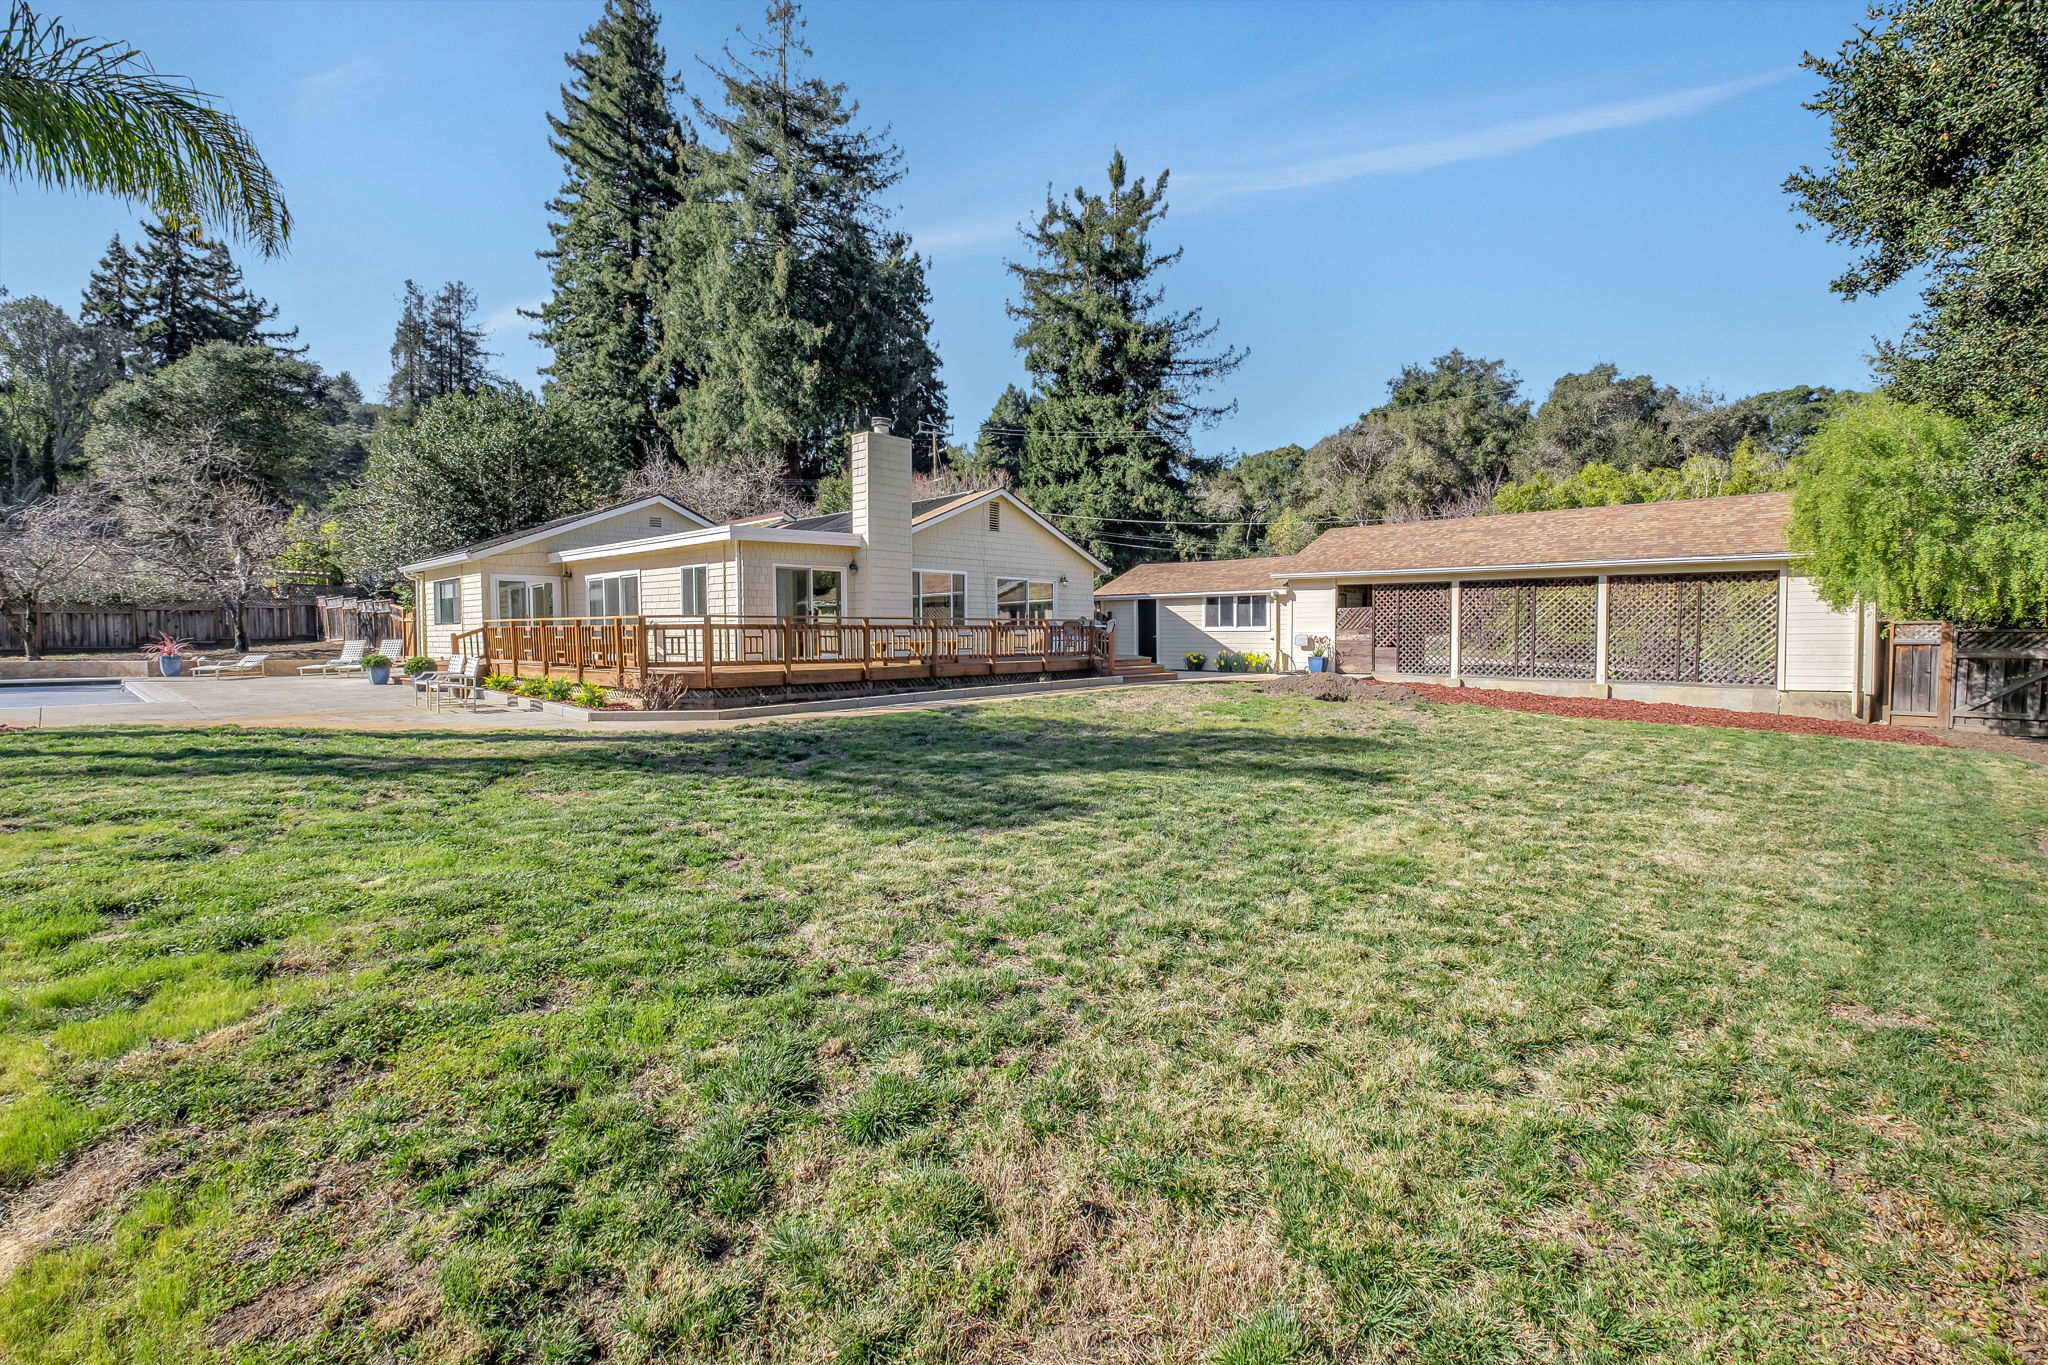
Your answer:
(2, 686), (2045, 1364)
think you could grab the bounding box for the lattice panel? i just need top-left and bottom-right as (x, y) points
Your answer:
(1458, 579), (1598, 679)
(1372, 584), (1452, 675)
(1606, 573), (1779, 686)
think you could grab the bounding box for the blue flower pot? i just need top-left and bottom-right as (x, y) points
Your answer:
(1307, 657), (1328, 673)
(367, 665), (391, 685)
(159, 657), (184, 677)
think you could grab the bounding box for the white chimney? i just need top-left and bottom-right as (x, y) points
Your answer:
(849, 416), (912, 617)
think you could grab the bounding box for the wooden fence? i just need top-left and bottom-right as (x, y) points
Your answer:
(0, 600), (323, 654)
(1884, 622), (2048, 736)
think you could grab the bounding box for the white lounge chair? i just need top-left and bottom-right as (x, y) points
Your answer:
(300, 640), (368, 676)
(378, 637), (404, 659)
(191, 654), (269, 679)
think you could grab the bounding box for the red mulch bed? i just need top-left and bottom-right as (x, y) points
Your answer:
(1397, 681), (1949, 747)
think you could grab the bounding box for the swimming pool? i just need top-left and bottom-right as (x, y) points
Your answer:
(0, 681), (141, 707)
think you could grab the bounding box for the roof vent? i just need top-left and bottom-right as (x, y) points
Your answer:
(869, 415), (893, 435)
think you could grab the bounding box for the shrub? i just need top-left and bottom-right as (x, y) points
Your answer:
(638, 674), (693, 711)
(570, 682), (608, 709)
(361, 653), (393, 670)
(483, 673), (518, 692)
(401, 656), (437, 677)
(538, 677), (574, 702)
(516, 678), (551, 698)
(1183, 652), (1207, 671)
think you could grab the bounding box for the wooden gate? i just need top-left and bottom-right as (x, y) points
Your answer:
(1953, 628), (2048, 735)
(1883, 622), (2048, 735)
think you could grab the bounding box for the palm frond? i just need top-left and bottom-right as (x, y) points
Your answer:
(0, 1), (290, 254)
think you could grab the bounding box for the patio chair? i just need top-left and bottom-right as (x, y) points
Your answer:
(299, 640), (368, 676)
(190, 654), (269, 679)
(378, 637), (404, 659)
(410, 654), (465, 706)
(423, 657), (484, 712)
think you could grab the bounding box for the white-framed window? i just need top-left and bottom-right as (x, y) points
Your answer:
(775, 566), (841, 619)
(586, 571), (640, 618)
(1204, 595), (1268, 629)
(680, 565), (708, 617)
(431, 578), (461, 625)
(913, 570), (966, 620)
(494, 576), (557, 620)
(996, 577), (1054, 620)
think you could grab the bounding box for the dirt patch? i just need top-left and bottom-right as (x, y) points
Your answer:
(1938, 727), (2048, 767)
(1390, 681), (1950, 747)
(1829, 1004), (1935, 1030)
(0, 1139), (182, 1280)
(1262, 675), (1421, 706)
(210, 1162), (426, 1348)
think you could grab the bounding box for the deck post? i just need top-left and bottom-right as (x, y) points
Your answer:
(702, 617), (714, 689)
(634, 615), (646, 687)
(573, 619), (584, 683)
(928, 619), (939, 682)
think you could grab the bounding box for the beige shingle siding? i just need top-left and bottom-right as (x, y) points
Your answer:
(909, 499), (1098, 620)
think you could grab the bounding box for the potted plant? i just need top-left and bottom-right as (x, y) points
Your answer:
(142, 632), (192, 677)
(361, 652), (394, 685)
(401, 656), (437, 679)
(1184, 651), (1207, 671)
(1306, 637), (1330, 673)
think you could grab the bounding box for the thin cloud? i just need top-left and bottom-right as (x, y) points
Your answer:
(1181, 69), (1795, 203)
(484, 299), (544, 334)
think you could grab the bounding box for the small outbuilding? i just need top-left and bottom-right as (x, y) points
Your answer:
(1094, 492), (1881, 719)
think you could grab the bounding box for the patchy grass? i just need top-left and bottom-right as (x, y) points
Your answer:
(1, 685), (2045, 1364)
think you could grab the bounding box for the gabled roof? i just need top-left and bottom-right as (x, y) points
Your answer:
(1091, 492), (1797, 597)
(779, 493), (986, 533)
(1284, 491), (1794, 576)
(776, 487), (1111, 574)
(398, 495), (713, 574)
(1095, 554), (1301, 598)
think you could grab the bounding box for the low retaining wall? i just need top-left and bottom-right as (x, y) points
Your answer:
(460, 673), (1137, 725)
(0, 659), (150, 679)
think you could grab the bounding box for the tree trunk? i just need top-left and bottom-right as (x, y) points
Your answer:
(3, 603), (40, 660)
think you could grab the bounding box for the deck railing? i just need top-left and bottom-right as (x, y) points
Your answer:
(449, 615), (1115, 689)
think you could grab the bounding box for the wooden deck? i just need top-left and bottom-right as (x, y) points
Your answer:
(451, 616), (1117, 692)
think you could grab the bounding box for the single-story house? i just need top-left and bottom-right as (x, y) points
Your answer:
(1095, 492), (1881, 719)
(399, 420), (1110, 691)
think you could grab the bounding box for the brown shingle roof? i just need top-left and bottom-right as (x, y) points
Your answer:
(1095, 554), (1303, 597)
(1288, 492), (1793, 574)
(1093, 493), (1795, 596)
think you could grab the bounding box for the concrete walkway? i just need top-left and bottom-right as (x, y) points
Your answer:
(0, 673), (1196, 733)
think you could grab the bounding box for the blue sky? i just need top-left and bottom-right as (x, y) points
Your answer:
(3, 0), (1912, 458)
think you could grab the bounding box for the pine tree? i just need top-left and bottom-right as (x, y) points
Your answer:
(534, 0), (689, 465)
(659, 2), (945, 481)
(386, 280), (430, 409)
(388, 281), (495, 411)
(1006, 152), (1243, 569)
(425, 282), (494, 398)
(84, 214), (296, 372)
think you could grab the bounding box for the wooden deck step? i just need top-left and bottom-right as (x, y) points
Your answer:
(1113, 656), (1180, 683)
